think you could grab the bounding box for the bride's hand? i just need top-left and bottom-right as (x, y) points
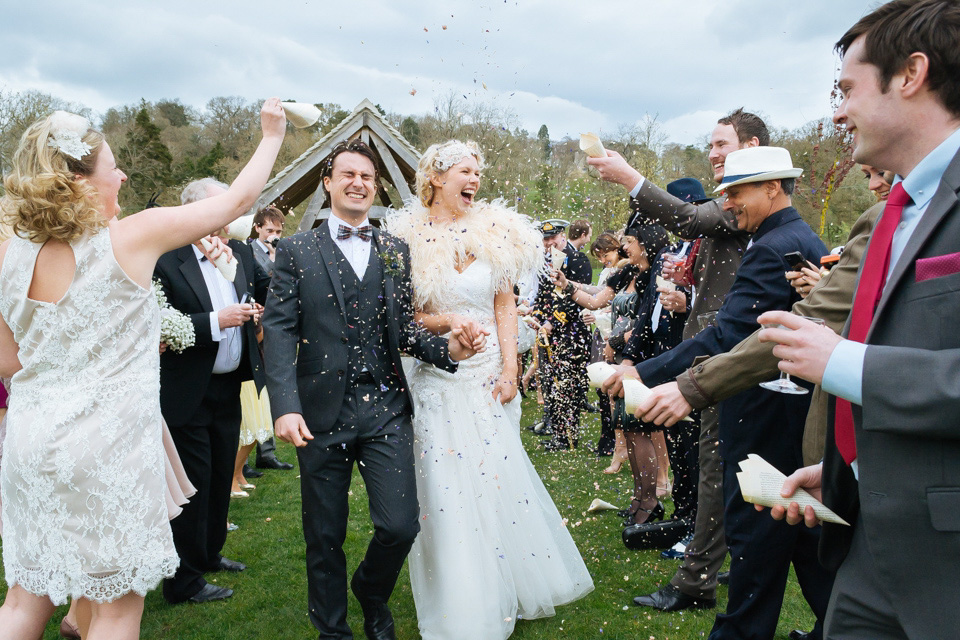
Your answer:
(492, 372), (518, 404)
(448, 327), (480, 361)
(448, 314), (489, 352)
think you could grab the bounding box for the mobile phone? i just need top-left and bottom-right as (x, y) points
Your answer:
(783, 251), (806, 271)
(240, 293), (251, 305)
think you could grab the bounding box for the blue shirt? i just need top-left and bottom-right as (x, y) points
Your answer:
(822, 126), (960, 405)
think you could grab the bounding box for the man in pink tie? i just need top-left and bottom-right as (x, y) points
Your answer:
(757, 1), (960, 638)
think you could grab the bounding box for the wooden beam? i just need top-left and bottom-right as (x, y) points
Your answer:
(364, 117), (420, 173)
(369, 130), (414, 202)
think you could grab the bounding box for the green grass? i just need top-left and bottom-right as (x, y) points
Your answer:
(1, 397), (817, 639)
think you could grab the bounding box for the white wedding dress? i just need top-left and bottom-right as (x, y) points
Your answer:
(406, 259), (594, 640)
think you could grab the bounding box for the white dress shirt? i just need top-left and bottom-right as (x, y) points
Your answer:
(328, 213), (372, 280)
(192, 244), (242, 374)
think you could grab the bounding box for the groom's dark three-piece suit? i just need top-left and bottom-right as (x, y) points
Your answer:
(263, 220), (455, 639)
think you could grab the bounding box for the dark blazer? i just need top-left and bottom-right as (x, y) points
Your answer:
(629, 182), (750, 339)
(820, 147), (960, 636)
(635, 207), (827, 388)
(248, 238), (273, 276)
(154, 240), (271, 428)
(262, 224), (455, 434)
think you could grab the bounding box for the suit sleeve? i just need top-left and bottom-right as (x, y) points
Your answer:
(394, 243), (457, 372)
(636, 243), (794, 387)
(153, 257), (214, 347)
(262, 239), (303, 418)
(677, 204), (880, 407)
(631, 181), (745, 239)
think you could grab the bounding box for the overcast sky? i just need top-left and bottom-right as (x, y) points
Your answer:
(0, 0), (878, 146)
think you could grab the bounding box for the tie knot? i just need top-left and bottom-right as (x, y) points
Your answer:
(887, 182), (911, 207)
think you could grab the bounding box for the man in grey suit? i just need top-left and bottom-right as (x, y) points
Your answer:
(588, 109), (767, 611)
(757, 1), (960, 637)
(263, 140), (478, 640)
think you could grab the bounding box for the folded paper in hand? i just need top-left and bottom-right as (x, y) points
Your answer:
(655, 275), (676, 292)
(585, 362), (693, 422)
(736, 454), (849, 526)
(199, 237), (237, 282)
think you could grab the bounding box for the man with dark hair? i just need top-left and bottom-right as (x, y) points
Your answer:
(263, 139), (476, 640)
(717, 107), (771, 147)
(567, 218), (593, 249)
(606, 146), (833, 640)
(587, 109), (765, 612)
(756, 1), (960, 637)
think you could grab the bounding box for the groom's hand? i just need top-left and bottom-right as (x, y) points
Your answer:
(448, 327), (482, 361)
(275, 412), (313, 447)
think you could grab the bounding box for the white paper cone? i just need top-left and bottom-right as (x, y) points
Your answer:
(587, 362), (617, 388)
(550, 247), (567, 270)
(224, 214), (255, 241)
(579, 132), (606, 158)
(622, 377), (694, 422)
(656, 275), (676, 292)
(200, 237), (237, 282)
(281, 102), (321, 128)
(737, 455), (849, 525)
(587, 498), (619, 513)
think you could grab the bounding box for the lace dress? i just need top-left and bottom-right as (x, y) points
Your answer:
(406, 260), (594, 640)
(0, 229), (179, 604)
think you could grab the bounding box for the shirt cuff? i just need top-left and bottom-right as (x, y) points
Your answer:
(821, 338), (866, 405)
(629, 177), (645, 199)
(209, 312), (223, 342)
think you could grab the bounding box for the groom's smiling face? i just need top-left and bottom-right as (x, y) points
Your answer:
(324, 151), (377, 223)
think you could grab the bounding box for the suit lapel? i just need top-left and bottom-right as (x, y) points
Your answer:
(230, 242), (248, 301)
(870, 150), (960, 337)
(372, 228), (395, 305)
(177, 245), (214, 311)
(314, 223), (348, 324)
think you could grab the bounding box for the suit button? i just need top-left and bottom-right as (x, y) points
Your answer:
(341, 337), (348, 344)
(337, 369), (345, 376)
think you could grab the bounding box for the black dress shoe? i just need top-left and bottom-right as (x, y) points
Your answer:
(256, 455), (294, 470)
(540, 438), (571, 452)
(624, 500), (665, 526)
(633, 584), (716, 611)
(242, 463), (263, 478)
(622, 517), (691, 551)
(351, 577), (396, 640)
(189, 583), (234, 603)
(788, 630), (816, 640)
(214, 557), (246, 572)
(717, 570), (730, 585)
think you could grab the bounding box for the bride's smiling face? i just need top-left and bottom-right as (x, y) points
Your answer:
(431, 156), (480, 214)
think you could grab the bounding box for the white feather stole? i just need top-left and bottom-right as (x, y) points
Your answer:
(384, 200), (544, 313)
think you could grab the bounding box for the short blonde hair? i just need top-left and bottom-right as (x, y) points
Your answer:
(414, 140), (484, 208)
(1, 113), (107, 244)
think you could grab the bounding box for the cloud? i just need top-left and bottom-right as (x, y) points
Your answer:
(0, 0), (876, 145)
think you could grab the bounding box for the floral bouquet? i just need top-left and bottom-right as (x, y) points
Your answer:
(153, 280), (196, 353)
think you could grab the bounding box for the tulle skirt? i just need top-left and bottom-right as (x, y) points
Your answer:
(407, 357), (594, 640)
(239, 381), (273, 446)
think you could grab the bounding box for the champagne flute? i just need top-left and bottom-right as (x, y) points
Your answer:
(759, 316), (825, 395)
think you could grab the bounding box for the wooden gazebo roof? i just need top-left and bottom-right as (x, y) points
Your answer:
(247, 99), (421, 231)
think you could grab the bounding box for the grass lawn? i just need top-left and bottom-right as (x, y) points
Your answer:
(1, 396), (817, 639)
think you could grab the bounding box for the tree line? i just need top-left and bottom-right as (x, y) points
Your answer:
(1, 88), (874, 248)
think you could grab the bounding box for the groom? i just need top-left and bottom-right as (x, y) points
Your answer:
(263, 139), (476, 640)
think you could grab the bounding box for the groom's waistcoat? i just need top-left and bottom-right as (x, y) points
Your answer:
(333, 244), (396, 387)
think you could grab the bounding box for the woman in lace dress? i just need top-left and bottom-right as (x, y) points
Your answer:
(387, 140), (594, 640)
(0, 100), (285, 639)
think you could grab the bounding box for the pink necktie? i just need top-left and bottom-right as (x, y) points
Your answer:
(835, 182), (910, 465)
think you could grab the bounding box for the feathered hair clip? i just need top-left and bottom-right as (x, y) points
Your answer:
(47, 111), (92, 161)
(432, 140), (484, 173)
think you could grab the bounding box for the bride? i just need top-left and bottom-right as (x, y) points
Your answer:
(387, 140), (594, 640)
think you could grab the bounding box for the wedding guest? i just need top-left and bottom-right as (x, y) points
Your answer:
(0, 100), (285, 639)
(757, 3), (960, 636)
(154, 178), (272, 605)
(589, 110), (766, 611)
(554, 223), (678, 526)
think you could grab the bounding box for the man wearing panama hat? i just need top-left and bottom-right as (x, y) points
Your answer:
(606, 146), (835, 639)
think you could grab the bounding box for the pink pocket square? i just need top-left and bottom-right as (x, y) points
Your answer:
(916, 252), (960, 282)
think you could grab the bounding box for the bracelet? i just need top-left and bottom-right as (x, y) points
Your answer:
(564, 282), (576, 296)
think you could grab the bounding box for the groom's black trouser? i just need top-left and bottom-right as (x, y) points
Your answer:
(297, 374), (419, 639)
